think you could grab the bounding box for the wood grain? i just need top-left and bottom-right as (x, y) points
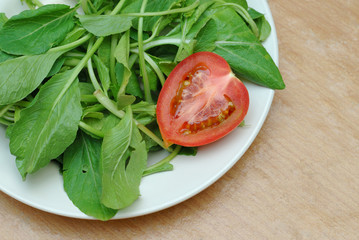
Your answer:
(1, 0), (359, 239)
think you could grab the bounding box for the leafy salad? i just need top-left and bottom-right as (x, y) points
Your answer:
(0, 0), (284, 220)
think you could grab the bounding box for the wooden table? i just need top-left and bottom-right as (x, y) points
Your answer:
(1, 0), (358, 239)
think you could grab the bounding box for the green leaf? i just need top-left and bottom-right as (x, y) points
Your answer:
(132, 101), (156, 116)
(47, 57), (66, 77)
(80, 0), (114, 14)
(134, 113), (155, 125)
(140, 122), (162, 152)
(257, 16), (271, 42)
(63, 131), (118, 221)
(92, 55), (111, 93)
(142, 0), (183, 31)
(97, 36), (112, 68)
(247, 8), (271, 41)
(0, 12), (8, 28)
(101, 107), (147, 209)
(148, 55), (176, 76)
(122, 0), (182, 31)
(92, 0), (112, 11)
(193, 19), (217, 52)
(60, 27), (87, 45)
(143, 145), (181, 177)
(131, 101), (156, 125)
(20, 0), (37, 9)
(129, 28), (149, 42)
(222, 0), (248, 9)
(146, 62), (158, 92)
(100, 113), (121, 134)
(247, 7), (263, 20)
(82, 112), (104, 120)
(117, 95), (136, 110)
(9, 70), (82, 179)
(143, 162), (173, 176)
(0, 51), (15, 64)
(185, 0), (247, 40)
(81, 116), (106, 139)
(78, 15), (134, 36)
(114, 31), (131, 96)
(79, 82), (96, 95)
(184, 0), (215, 36)
(179, 146), (198, 156)
(115, 63), (143, 98)
(185, 3), (282, 88)
(211, 7), (285, 89)
(174, 39), (196, 62)
(0, 4), (77, 55)
(0, 49), (65, 105)
(186, 3), (219, 40)
(5, 123), (14, 138)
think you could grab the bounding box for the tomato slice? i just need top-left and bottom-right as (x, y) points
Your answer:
(156, 52), (249, 147)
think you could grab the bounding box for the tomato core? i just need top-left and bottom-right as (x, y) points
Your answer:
(169, 63), (237, 135)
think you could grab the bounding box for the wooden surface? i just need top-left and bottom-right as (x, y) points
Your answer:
(1, 0), (359, 239)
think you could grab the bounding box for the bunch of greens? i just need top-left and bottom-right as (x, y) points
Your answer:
(0, 0), (284, 220)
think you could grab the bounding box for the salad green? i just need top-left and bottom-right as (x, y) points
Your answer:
(0, 0), (284, 220)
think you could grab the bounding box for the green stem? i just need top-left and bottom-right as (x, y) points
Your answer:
(0, 105), (12, 118)
(120, 0), (200, 17)
(0, 118), (12, 126)
(81, 95), (98, 103)
(117, 31), (131, 96)
(50, 34), (92, 54)
(64, 58), (81, 67)
(67, 0), (126, 87)
(64, 52), (86, 58)
(79, 121), (105, 138)
(29, 0), (43, 8)
(53, 37), (104, 111)
(14, 107), (21, 122)
(7, 106), (15, 112)
(117, 53), (138, 95)
(110, 34), (119, 95)
(33, 0), (43, 6)
(94, 90), (125, 119)
(3, 111), (14, 118)
(144, 52), (165, 86)
(128, 54), (138, 67)
(138, 0), (152, 103)
(110, 0), (127, 15)
(80, 0), (92, 15)
(94, 90), (168, 150)
(143, 145), (182, 176)
(83, 104), (106, 113)
(87, 38), (103, 93)
(131, 38), (184, 53)
(129, 16), (167, 48)
(174, 18), (188, 62)
(61, 27), (86, 45)
(2, 115), (14, 122)
(221, 3), (259, 38)
(97, 5), (112, 15)
(72, 37), (104, 79)
(137, 124), (168, 150)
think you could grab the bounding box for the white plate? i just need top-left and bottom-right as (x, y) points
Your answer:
(0, 0), (278, 219)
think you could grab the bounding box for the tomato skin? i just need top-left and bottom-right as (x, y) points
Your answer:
(156, 52), (249, 147)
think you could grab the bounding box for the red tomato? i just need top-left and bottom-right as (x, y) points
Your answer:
(156, 52), (249, 147)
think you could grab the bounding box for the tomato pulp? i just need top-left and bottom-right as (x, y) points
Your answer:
(156, 52), (249, 147)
